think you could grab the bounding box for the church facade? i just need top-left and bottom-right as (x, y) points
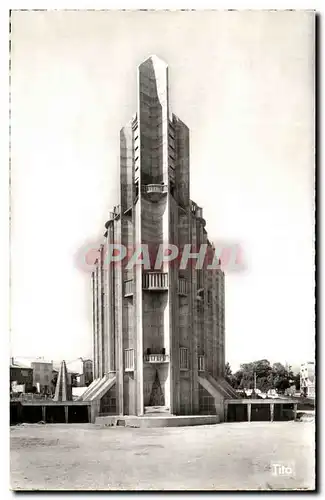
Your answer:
(81, 56), (237, 420)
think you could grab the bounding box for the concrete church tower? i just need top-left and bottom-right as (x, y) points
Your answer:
(81, 56), (237, 421)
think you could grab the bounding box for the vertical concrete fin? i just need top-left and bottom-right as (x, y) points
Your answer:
(53, 360), (72, 402)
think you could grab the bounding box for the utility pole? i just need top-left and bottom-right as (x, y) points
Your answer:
(252, 371), (257, 397)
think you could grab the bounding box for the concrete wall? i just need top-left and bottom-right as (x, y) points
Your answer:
(199, 385), (217, 415)
(142, 293), (168, 352)
(174, 116), (190, 207)
(120, 120), (134, 212)
(179, 375), (191, 415)
(121, 211), (135, 420)
(123, 373), (136, 415)
(100, 385), (117, 415)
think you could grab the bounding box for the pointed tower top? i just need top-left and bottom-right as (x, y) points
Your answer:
(139, 54), (168, 69)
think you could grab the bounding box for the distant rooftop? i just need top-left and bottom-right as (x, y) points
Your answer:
(10, 362), (32, 369)
(11, 357), (93, 372)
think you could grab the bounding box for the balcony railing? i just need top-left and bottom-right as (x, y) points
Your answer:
(190, 201), (203, 219)
(198, 355), (205, 372)
(124, 349), (135, 372)
(142, 184), (168, 195)
(143, 272), (168, 291)
(178, 278), (187, 296)
(124, 279), (134, 297)
(144, 353), (169, 364)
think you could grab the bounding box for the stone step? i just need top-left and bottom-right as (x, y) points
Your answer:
(144, 406), (171, 416)
(96, 414), (220, 428)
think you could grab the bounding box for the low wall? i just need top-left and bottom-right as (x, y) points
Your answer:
(10, 402), (91, 425)
(225, 401), (296, 422)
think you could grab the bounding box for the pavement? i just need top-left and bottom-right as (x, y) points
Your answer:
(10, 421), (315, 491)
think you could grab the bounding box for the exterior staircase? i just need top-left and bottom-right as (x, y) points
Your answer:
(198, 373), (238, 422)
(207, 375), (238, 399)
(78, 376), (116, 402)
(79, 378), (101, 401)
(198, 375), (222, 402)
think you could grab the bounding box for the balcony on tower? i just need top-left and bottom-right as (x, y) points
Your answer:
(142, 183), (168, 202)
(144, 348), (169, 364)
(142, 272), (168, 291)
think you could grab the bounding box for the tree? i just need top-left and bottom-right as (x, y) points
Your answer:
(225, 362), (232, 380)
(225, 362), (237, 388)
(234, 359), (273, 392)
(227, 359), (299, 394)
(272, 362), (295, 393)
(293, 373), (300, 390)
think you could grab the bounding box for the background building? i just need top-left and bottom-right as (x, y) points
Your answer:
(300, 361), (315, 398)
(66, 358), (93, 386)
(10, 358), (33, 393)
(31, 360), (53, 393)
(80, 56), (237, 419)
(10, 357), (93, 395)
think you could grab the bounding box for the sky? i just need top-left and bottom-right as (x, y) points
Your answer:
(10, 10), (315, 372)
